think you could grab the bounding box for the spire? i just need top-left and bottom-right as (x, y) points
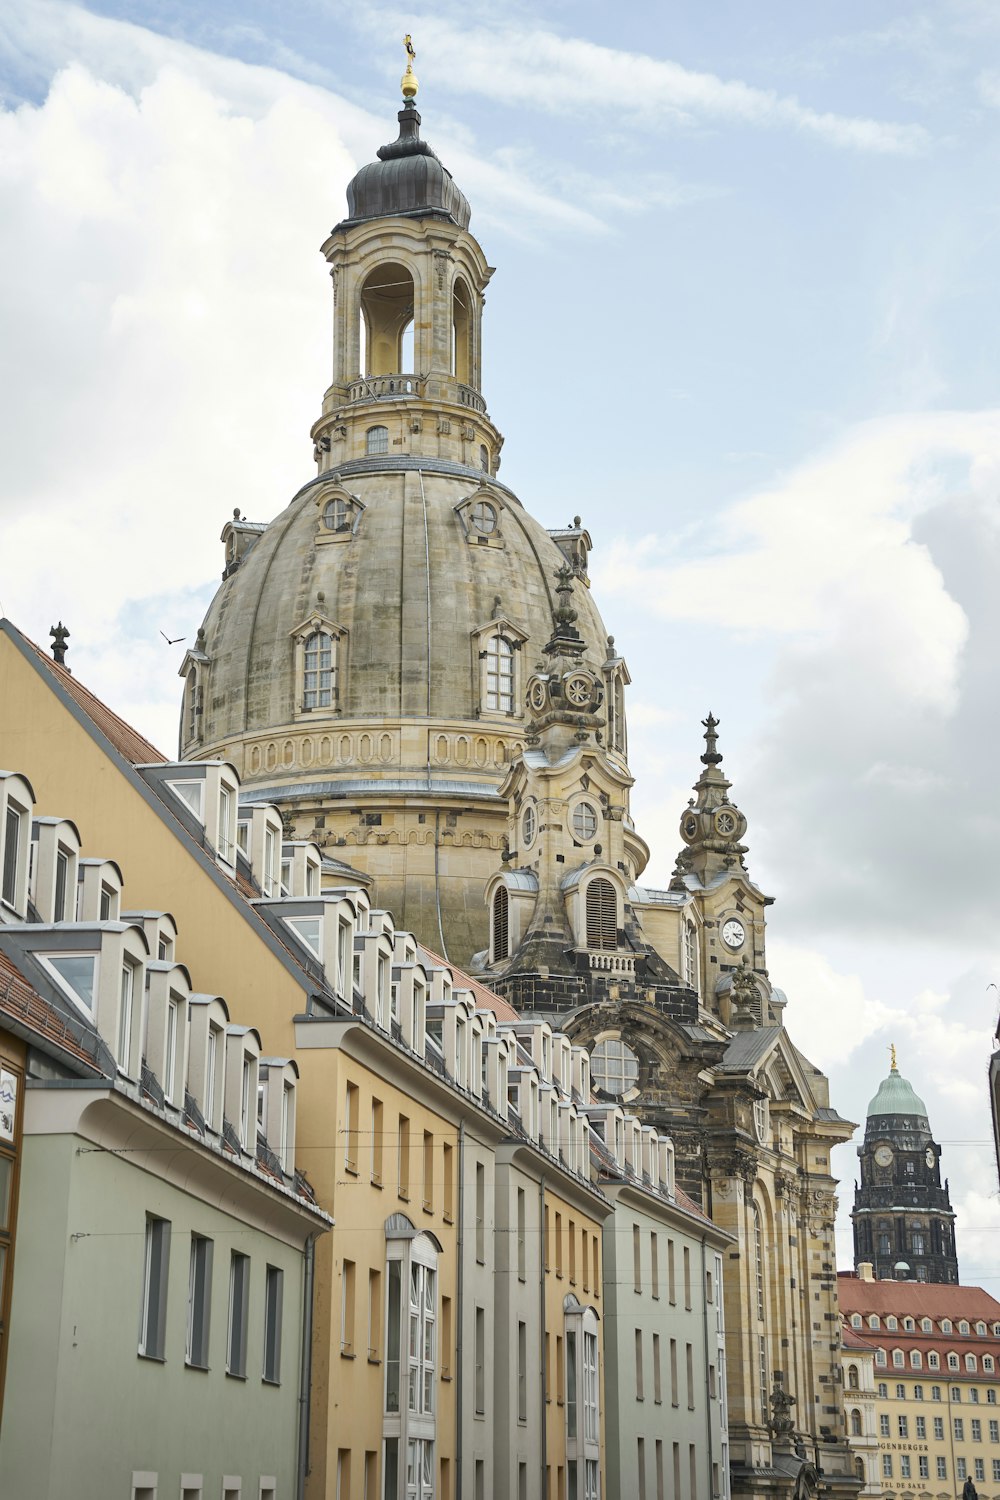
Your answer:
(401, 34), (418, 100)
(673, 713), (749, 886)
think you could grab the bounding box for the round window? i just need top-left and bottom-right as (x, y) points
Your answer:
(324, 497), (350, 531)
(522, 804), (536, 847)
(572, 801), (598, 842)
(591, 1038), (639, 1097)
(469, 500), (497, 535)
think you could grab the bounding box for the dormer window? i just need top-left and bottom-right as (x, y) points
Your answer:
(218, 784), (235, 865)
(366, 425), (389, 455)
(41, 952), (98, 1013)
(324, 497), (351, 531)
(304, 631), (334, 709)
(3, 802), (24, 910)
(470, 498), (496, 534)
(585, 877), (617, 950)
(118, 958), (138, 1075)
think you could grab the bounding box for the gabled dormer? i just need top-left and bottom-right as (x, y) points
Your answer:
(454, 481), (509, 550)
(289, 606), (348, 722)
(30, 816), (82, 923)
(0, 771), (35, 920)
(548, 517), (593, 584)
(77, 858), (124, 923)
(221, 508), (266, 578)
(313, 478), (365, 545)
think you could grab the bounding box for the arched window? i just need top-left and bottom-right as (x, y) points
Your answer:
(850, 1408), (862, 1436)
(360, 261), (414, 375)
(854, 1459), (864, 1483)
(484, 635), (514, 714)
(848, 1364), (860, 1390)
(492, 886), (509, 962)
(683, 920), (698, 992)
(585, 878), (617, 950)
(753, 1204), (764, 1322)
(366, 425), (389, 456)
(452, 278), (472, 384)
(479, 444), (490, 473)
(183, 667), (200, 746)
(910, 1350), (922, 1368)
(303, 631), (335, 709)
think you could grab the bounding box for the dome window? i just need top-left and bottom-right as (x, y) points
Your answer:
(304, 631), (335, 709)
(479, 444), (490, 473)
(571, 801), (599, 844)
(324, 497), (351, 532)
(585, 877), (617, 951)
(484, 634), (515, 714)
(469, 500), (497, 535)
(291, 613), (347, 721)
(522, 804), (536, 848)
(366, 425), (389, 456)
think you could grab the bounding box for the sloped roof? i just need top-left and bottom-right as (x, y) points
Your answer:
(421, 946), (520, 1022)
(838, 1273), (1000, 1322)
(0, 948), (105, 1074)
(15, 627), (168, 765)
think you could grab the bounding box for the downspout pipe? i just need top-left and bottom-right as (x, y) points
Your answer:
(540, 1174), (548, 1500)
(296, 1230), (318, 1500)
(701, 1235), (715, 1497)
(456, 1120), (466, 1500)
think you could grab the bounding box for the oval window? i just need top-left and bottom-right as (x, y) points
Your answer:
(522, 804), (536, 847)
(572, 801), (598, 842)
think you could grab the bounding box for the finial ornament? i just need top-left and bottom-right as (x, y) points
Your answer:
(401, 34), (419, 100)
(890, 1043), (897, 1072)
(50, 620), (70, 667)
(701, 711), (723, 766)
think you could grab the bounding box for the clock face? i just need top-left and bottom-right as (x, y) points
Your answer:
(716, 809), (737, 835)
(682, 814), (699, 842)
(874, 1145), (893, 1168)
(925, 1147), (935, 1169)
(721, 918), (746, 950)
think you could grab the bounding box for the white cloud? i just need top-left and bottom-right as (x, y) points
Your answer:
(362, 10), (930, 155)
(766, 940), (898, 1068)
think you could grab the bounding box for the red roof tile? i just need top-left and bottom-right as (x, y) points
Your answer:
(0, 949), (103, 1073)
(838, 1273), (1000, 1322)
(421, 947), (521, 1022)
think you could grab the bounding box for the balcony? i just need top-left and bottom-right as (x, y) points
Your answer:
(347, 373), (421, 402)
(586, 950), (636, 976)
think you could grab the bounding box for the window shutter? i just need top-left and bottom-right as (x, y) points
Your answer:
(585, 878), (616, 950)
(492, 887), (509, 961)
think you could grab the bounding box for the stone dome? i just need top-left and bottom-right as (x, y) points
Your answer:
(194, 460), (614, 791)
(342, 103), (471, 230)
(866, 1065), (929, 1123)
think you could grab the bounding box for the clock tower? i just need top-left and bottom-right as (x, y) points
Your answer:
(852, 1050), (958, 1283)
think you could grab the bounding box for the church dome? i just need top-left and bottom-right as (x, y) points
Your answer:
(866, 1062), (929, 1122)
(195, 467), (612, 755)
(342, 102), (471, 230)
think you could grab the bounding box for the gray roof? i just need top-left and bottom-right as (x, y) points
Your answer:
(340, 103), (471, 231)
(716, 1026), (782, 1073)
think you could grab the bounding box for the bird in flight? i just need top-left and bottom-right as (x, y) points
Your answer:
(160, 631), (185, 645)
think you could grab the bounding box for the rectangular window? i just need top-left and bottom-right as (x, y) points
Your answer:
(991, 1419), (999, 1442)
(686, 1341), (695, 1409)
(569, 1217), (577, 1284)
(935, 1416), (945, 1439)
(397, 1115), (410, 1199)
(956, 1418), (966, 1441)
(166, 999), (179, 1104)
(880, 1414), (890, 1437)
(556, 1333), (564, 1404)
(344, 1082), (359, 1173)
(3, 805), (22, 906)
(519, 1465), (528, 1500)
(186, 1233), (213, 1368)
(567, 1330), (577, 1438)
(341, 1259), (356, 1356)
(475, 1305), (485, 1414)
(368, 1268), (381, 1360)
(689, 1445), (697, 1500)
(670, 1337), (679, 1406)
(898, 1415), (908, 1438)
(592, 1233), (600, 1296)
(422, 1131), (434, 1213)
(938, 1458), (948, 1480)
(364, 1452), (377, 1500)
(683, 1244), (691, 1308)
(919, 1457), (929, 1480)
(900, 1455), (911, 1479)
(973, 1418), (983, 1441)
(638, 1438), (646, 1500)
(517, 1188), (526, 1279)
(667, 1238), (676, 1303)
(218, 786), (233, 861)
(975, 1460), (986, 1483)
(583, 1331), (599, 1443)
(54, 847), (69, 921)
(476, 1162), (485, 1262)
(916, 1415), (926, 1438)
(656, 1442), (664, 1500)
(263, 1265), (283, 1383)
(118, 960), (136, 1071)
(371, 1099), (383, 1185)
(992, 1461), (1000, 1483)
(441, 1294), (452, 1379)
(555, 1211), (563, 1276)
(633, 1223), (642, 1292)
(139, 1215), (171, 1360)
(957, 1459), (968, 1482)
(653, 1331), (662, 1403)
(882, 1455), (893, 1479)
(386, 1262), (402, 1412)
(582, 1227), (589, 1291)
(518, 1319), (528, 1422)
(635, 1327), (644, 1399)
(227, 1251), (250, 1377)
(651, 1232), (659, 1298)
(443, 1142), (454, 1222)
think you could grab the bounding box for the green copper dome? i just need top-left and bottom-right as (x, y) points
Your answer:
(866, 1064), (928, 1120)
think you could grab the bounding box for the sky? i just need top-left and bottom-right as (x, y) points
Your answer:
(2, 0), (1000, 1286)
